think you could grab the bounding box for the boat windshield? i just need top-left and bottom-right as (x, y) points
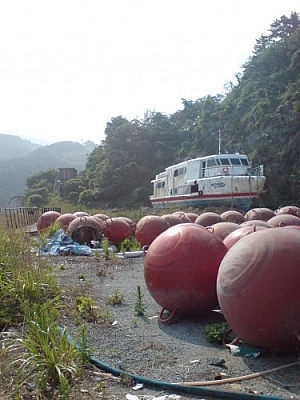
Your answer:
(241, 158), (250, 166)
(219, 158), (230, 165)
(207, 159), (218, 167)
(230, 158), (242, 165)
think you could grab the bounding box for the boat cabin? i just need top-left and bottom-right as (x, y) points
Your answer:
(151, 154), (263, 199)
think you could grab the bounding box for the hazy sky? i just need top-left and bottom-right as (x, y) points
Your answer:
(0, 0), (299, 145)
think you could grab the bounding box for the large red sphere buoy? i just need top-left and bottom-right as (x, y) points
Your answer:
(161, 214), (183, 227)
(244, 207), (275, 221)
(55, 213), (77, 231)
(275, 205), (300, 217)
(67, 216), (103, 245)
(217, 228), (300, 350)
(207, 222), (240, 240)
(73, 211), (90, 217)
(223, 225), (267, 249)
(144, 223), (228, 321)
(184, 212), (199, 223)
(102, 217), (133, 244)
(220, 210), (245, 224)
(93, 213), (110, 221)
(241, 219), (273, 228)
(195, 212), (222, 227)
(37, 211), (61, 233)
(172, 212), (192, 223)
(267, 214), (300, 227)
(135, 215), (170, 246)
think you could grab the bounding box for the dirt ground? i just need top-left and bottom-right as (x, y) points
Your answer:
(48, 253), (300, 400)
(1, 248), (299, 400)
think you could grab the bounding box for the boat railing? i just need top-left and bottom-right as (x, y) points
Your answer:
(247, 165), (264, 176)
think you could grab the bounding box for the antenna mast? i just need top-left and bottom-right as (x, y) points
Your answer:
(218, 129), (222, 154)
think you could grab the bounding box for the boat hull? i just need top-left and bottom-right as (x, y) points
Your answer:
(150, 192), (261, 212)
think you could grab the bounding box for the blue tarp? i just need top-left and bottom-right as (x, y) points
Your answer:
(37, 229), (92, 256)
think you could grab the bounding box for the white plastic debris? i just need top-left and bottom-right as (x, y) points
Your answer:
(116, 251), (143, 258)
(126, 394), (140, 400)
(152, 395), (181, 400)
(132, 383), (144, 390)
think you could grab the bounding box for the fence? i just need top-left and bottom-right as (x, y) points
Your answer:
(4, 207), (62, 230)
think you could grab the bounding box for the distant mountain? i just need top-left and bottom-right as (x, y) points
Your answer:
(0, 134), (42, 162)
(0, 134), (98, 207)
(20, 135), (51, 146)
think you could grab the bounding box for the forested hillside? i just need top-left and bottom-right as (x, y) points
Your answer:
(0, 138), (96, 206)
(0, 134), (41, 161)
(25, 12), (300, 210)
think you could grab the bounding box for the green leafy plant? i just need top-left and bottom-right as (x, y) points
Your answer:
(120, 237), (141, 252)
(101, 238), (113, 260)
(204, 322), (229, 344)
(75, 295), (101, 322)
(108, 290), (124, 305)
(76, 324), (93, 364)
(135, 285), (146, 316)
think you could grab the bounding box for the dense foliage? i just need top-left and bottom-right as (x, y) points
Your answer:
(26, 12), (300, 210)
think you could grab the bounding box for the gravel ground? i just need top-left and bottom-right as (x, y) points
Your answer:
(50, 253), (300, 400)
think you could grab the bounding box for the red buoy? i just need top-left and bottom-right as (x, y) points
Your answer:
(223, 225), (267, 249)
(217, 228), (300, 350)
(67, 216), (103, 245)
(37, 211), (61, 233)
(135, 215), (170, 246)
(55, 213), (77, 231)
(195, 212), (222, 227)
(144, 223), (227, 322)
(267, 214), (300, 227)
(244, 207), (275, 221)
(220, 210), (245, 224)
(102, 217), (133, 244)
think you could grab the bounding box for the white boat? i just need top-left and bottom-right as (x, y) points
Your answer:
(150, 151), (266, 212)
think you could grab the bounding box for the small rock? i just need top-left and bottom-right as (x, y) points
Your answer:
(207, 357), (226, 366)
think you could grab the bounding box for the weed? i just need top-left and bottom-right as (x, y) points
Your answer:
(78, 273), (85, 281)
(204, 322), (229, 344)
(108, 290), (124, 305)
(135, 285), (146, 316)
(94, 380), (107, 395)
(120, 237), (141, 252)
(9, 302), (82, 398)
(131, 318), (138, 327)
(76, 324), (93, 364)
(38, 222), (61, 247)
(120, 372), (135, 387)
(102, 309), (113, 324)
(75, 295), (101, 322)
(101, 238), (113, 260)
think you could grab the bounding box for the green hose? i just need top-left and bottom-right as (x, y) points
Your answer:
(90, 355), (287, 400)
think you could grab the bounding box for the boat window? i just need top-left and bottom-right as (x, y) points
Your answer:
(174, 167), (186, 177)
(230, 158), (241, 165)
(207, 159), (217, 167)
(241, 158), (250, 166)
(219, 158), (230, 165)
(156, 181), (165, 189)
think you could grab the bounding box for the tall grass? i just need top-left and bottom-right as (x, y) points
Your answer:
(0, 226), (85, 398)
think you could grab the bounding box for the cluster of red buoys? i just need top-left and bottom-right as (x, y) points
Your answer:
(37, 205), (300, 350)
